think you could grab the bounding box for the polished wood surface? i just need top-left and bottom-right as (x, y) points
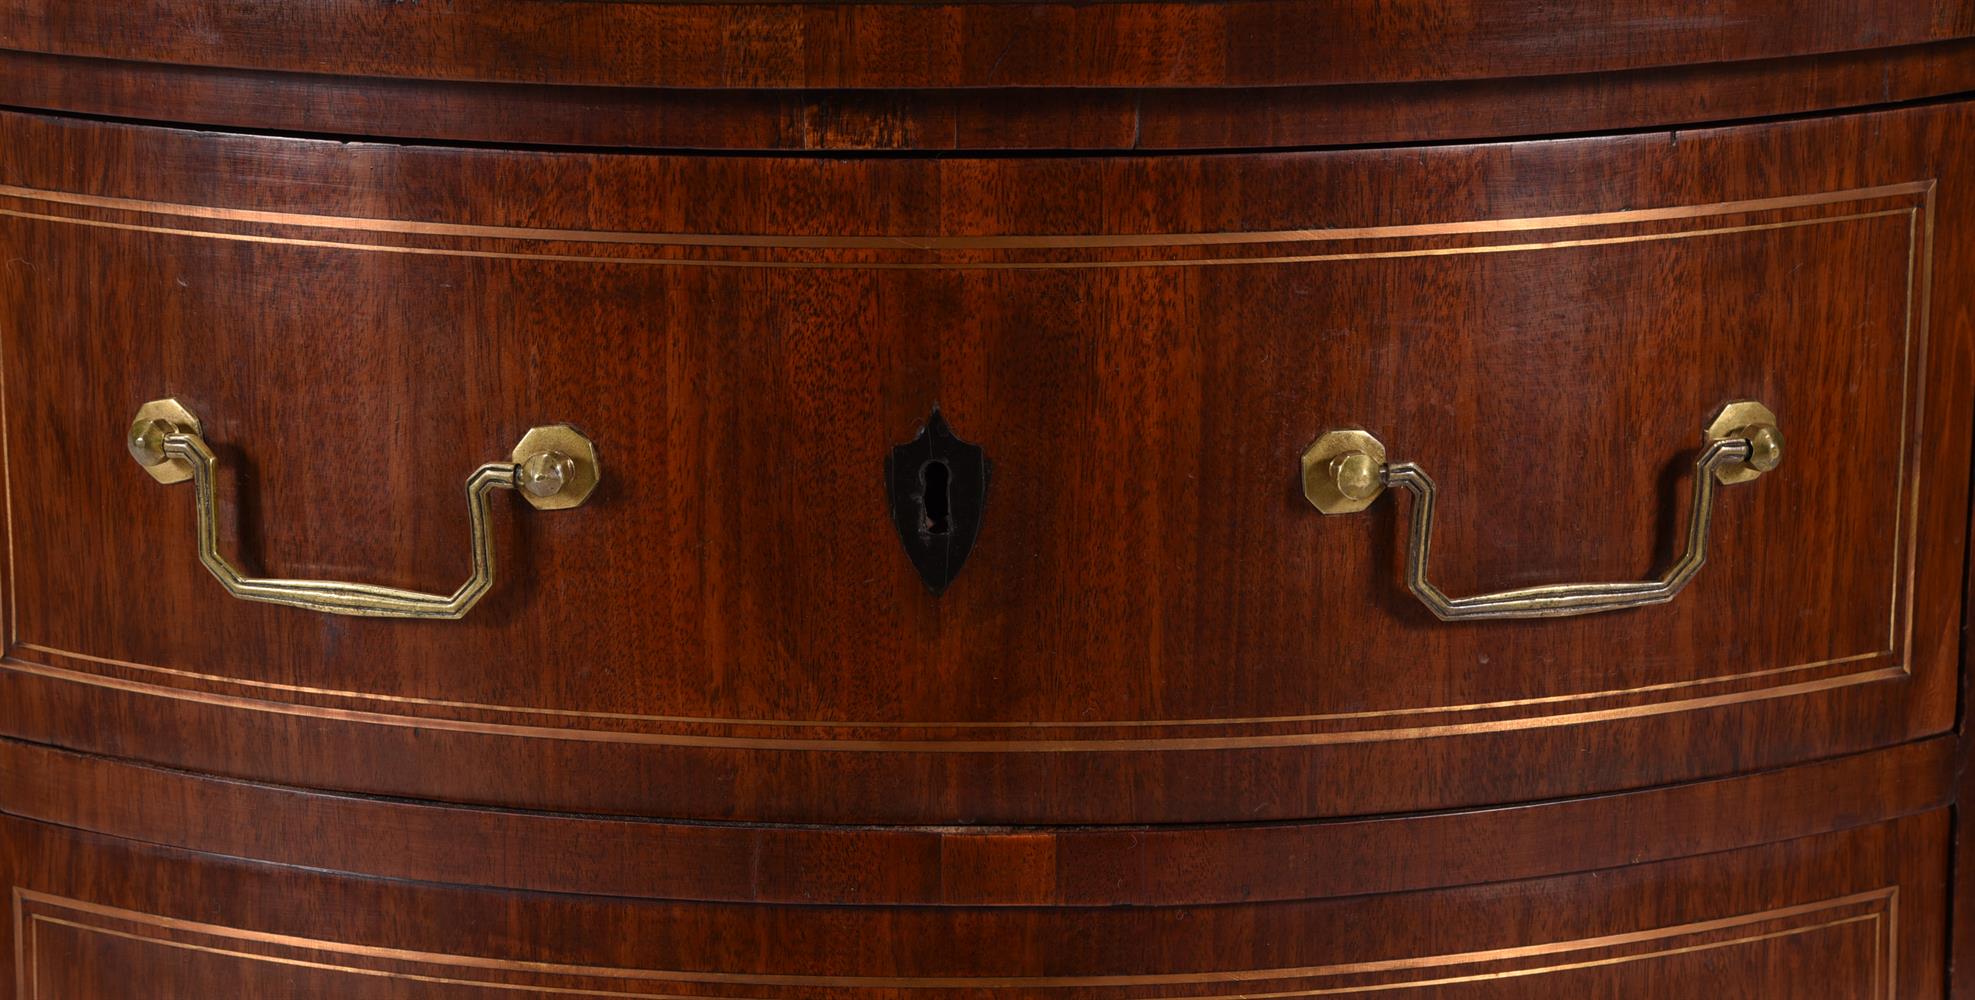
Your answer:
(1, 5), (1971, 995)
(4, 0), (1972, 90)
(4, 39), (1975, 151)
(1956, 488), (1975, 999)
(0, 809), (1950, 997)
(0, 737), (1950, 908)
(0, 102), (1966, 824)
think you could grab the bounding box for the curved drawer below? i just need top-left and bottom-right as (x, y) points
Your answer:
(0, 801), (1948, 998)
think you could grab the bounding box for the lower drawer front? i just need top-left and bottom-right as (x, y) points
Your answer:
(2, 811), (1946, 999)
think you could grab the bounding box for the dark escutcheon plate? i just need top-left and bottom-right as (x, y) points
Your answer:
(885, 409), (990, 594)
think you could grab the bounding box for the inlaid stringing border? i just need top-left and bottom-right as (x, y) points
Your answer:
(0, 181), (1935, 749)
(12, 887), (1899, 998)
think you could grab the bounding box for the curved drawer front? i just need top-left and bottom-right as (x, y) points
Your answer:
(0, 103), (1967, 823)
(0, 806), (1950, 998)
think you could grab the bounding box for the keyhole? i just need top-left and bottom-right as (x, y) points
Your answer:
(919, 460), (952, 535)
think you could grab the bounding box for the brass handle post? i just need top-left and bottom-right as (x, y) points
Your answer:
(128, 398), (599, 620)
(1301, 400), (1781, 622)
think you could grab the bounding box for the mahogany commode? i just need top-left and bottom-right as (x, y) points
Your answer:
(1, 2), (1972, 996)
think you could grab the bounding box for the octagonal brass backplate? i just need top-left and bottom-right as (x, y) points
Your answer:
(1302, 428), (1388, 514)
(128, 398), (202, 484)
(510, 424), (600, 510)
(1704, 400), (1781, 485)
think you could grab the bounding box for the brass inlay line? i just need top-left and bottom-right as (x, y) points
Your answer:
(1895, 185), (1939, 666)
(1886, 200), (1920, 657)
(10, 882), (24, 1000)
(0, 656), (1907, 751)
(9, 643), (1887, 731)
(1887, 887), (1899, 1000)
(0, 205), (1916, 270)
(17, 888), (1894, 995)
(0, 180), (1932, 250)
(0, 183), (1929, 747)
(22, 914), (1888, 999)
(0, 290), (11, 648)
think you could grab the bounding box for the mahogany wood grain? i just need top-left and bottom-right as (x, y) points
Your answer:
(1953, 461), (1975, 999)
(3, 0), (1972, 91)
(0, 736), (1950, 908)
(3, 40), (1975, 151)
(0, 6), (1968, 996)
(0, 102), (1968, 824)
(0, 811), (1951, 997)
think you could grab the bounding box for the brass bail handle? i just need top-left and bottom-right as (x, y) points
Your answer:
(127, 398), (600, 620)
(1301, 400), (1782, 621)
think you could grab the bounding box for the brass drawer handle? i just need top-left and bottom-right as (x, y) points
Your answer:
(126, 398), (599, 620)
(1302, 400), (1782, 621)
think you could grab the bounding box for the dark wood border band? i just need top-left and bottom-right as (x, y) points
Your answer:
(0, 736), (1951, 908)
(5, 40), (1975, 152)
(4, 0), (1973, 92)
